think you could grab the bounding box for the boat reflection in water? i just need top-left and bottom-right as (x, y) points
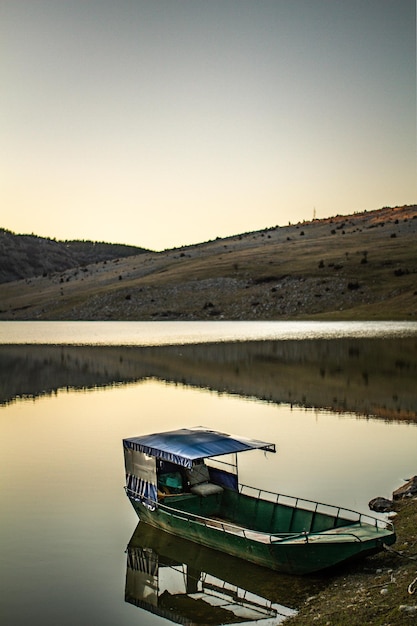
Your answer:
(125, 522), (304, 625)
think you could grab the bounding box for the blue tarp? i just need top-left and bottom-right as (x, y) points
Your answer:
(125, 473), (157, 508)
(123, 427), (276, 469)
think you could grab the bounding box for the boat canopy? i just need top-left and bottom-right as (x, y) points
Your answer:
(123, 427), (276, 468)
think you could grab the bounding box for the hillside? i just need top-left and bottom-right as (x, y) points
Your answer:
(0, 205), (416, 320)
(0, 229), (149, 283)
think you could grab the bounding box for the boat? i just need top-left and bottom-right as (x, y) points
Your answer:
(123, 427), (396, 575)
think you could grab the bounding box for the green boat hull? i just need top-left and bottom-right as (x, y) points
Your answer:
(126, 488), (396, 575)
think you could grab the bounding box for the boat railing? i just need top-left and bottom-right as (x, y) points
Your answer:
(157, 500), (267, 539)
(148, 496), (392, 546)
(126, 486), (394, 543)
(238, 484), (394, 533)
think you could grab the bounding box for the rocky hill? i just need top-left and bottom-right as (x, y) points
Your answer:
(0, 205), (416, 320)
(0, 229), (149, 283)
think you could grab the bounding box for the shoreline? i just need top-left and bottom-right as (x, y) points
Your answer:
(286, 486), (417, 625)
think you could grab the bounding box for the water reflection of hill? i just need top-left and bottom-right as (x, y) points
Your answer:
(1, 338), (416, 421)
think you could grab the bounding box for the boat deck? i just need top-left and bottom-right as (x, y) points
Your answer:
(204, 515), (390, 545)
(205, 516), (274, 543)
(160, 488), (393, 547)
(287, 523), (390, 544)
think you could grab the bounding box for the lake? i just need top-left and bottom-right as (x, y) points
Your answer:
(1, 321), (417, 625)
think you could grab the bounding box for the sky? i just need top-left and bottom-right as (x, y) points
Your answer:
(2, 0), (416, 251)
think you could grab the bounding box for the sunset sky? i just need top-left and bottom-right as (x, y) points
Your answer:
(2, 0), (416, 251)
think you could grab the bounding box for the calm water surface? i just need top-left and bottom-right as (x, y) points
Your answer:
(1, 319), (417, 345)
(1, 321), (417, 625)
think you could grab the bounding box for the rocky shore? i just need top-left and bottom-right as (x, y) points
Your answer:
(287, 479), (417, 625)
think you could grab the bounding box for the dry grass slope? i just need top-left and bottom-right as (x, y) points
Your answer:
(0, 205), (416, 320)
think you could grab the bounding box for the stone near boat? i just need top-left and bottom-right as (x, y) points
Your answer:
(368, 497), (394, 513)
(392, 475), (417, 500)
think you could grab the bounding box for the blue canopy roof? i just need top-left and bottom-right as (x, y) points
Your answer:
(123, 427), (276, 468)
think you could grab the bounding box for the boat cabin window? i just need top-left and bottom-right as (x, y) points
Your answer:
(124, 448), (157, 484)
(156, 460), (225, 497)
(156, 460), (186, 495)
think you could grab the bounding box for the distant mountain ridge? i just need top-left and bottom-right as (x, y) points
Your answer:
(0, 229), (150, 283)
